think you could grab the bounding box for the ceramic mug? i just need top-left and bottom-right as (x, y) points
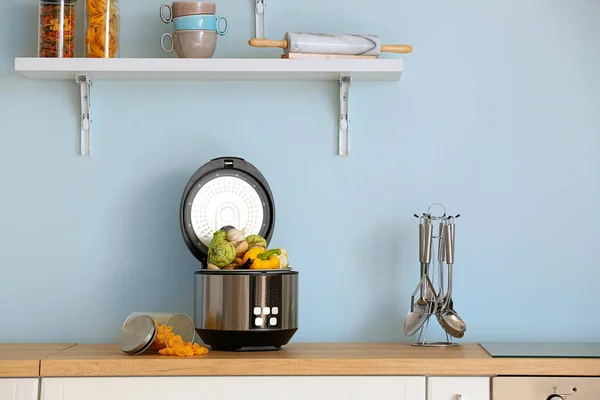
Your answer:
(172, 15), (228, 35)
(160, 2), (216, 23)
(161, 30), (217, 58)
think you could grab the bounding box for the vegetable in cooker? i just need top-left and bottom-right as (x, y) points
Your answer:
(246, 234), (267, 249)
(227, 228), (246, 244)
(243, 248), (282, 270)
(235, 240), (249, 257)
(208, 241), (236, 268)
(206, 230), (289, 270)
(275, 248), (289, 269)
(210, 230), (228, 248)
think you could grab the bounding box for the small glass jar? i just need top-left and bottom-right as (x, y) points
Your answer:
(38, 0), (76, 58)
(119, 312), (196, 355)
(84, 0), (120, 58)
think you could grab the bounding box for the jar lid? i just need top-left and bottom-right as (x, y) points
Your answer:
(119, 315), (156, 355)
(40, 0), (77, 4)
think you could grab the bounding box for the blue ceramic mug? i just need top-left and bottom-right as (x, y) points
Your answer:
(172, 15), (228, 36)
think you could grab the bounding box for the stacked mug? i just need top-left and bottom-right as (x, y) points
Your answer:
(160, 2), (228, 58)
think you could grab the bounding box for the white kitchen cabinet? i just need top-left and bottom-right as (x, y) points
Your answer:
(427, 377), (490, 400)
(41, 376), (426, 400)
(0, 378), (39, 400)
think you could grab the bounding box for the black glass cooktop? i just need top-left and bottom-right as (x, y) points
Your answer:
(480, 342), (600, 358)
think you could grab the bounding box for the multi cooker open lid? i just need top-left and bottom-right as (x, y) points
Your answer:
(180, 157), (275, 263)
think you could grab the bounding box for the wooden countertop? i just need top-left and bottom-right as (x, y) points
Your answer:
(0, 344), (75, 377)
(39, 343), (600, 377)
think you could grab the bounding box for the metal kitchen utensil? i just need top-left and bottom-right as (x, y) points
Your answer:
(437, 220), (446, 300)
(421, 216), (434, 299)
(417, 215), (434, 300)
(419, 220), (426, 290)
(403, 276), (427, 336)
(404, 216), (436, 336)
(248, 33), (412, 56)
(437, 218), (467, 338)
(404, 274), (438, 336)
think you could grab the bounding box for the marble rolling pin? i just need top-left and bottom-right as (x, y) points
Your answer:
(249, 33), (412, 56)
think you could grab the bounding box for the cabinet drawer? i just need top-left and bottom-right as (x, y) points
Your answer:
(427, 377), (490, 400)
(0, 378), (39, 400)
(42, 376), (426, 400)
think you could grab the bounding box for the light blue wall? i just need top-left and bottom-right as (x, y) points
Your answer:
(1, 0), (599, 344)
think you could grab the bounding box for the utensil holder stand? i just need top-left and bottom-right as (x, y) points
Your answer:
(404, 203), (465, 346)
(411, 316), (457, 347)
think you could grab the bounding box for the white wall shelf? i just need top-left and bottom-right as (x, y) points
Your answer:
(14, 58), (404, 156)
(14, 58), (403, 81)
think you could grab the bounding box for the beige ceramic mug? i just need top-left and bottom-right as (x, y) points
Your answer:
(161, 30), (218, 58)
(161, 2), (216, 23)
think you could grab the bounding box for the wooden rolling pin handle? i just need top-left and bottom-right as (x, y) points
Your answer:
(248, 38), (289, 49)
(380, 44), (413, 54)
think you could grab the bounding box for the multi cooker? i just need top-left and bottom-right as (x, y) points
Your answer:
(180, 157), (299, 351)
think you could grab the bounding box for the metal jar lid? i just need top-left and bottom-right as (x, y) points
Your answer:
(180, 157), (276, 264)
(119, 315), (157, 355)
(40, 0), (77, 4)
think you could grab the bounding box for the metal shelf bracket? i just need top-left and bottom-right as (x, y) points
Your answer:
(255, 0), (265, 38)
(76, 74), (92, 156)
(338, 75), (351, 156)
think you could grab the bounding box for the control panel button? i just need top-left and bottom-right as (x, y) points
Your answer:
(253, 307), (261, 315)
(269, 317), (277, 326)
(254, 317), (264, 327)
(263, 307), (270, 315)
(272, 307), (279, 315)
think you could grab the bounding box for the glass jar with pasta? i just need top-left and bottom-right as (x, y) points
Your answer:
(118, 312), (207, 357)
(84, 0), (120, 58)
(38, 0), (76, 58)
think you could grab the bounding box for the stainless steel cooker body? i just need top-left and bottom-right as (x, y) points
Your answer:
(194, 269), (298, 351)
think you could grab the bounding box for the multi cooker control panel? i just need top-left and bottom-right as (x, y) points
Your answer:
(250, 275), (283, 329)
(253, 306), (279, 328)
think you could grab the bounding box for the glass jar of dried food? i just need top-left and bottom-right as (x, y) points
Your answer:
(38, 0), (76, 58)
(119, 312), (206, 357)
(84, 0), (120, 58)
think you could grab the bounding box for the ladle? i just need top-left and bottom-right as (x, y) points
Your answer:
(436, 218), (467, 338)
